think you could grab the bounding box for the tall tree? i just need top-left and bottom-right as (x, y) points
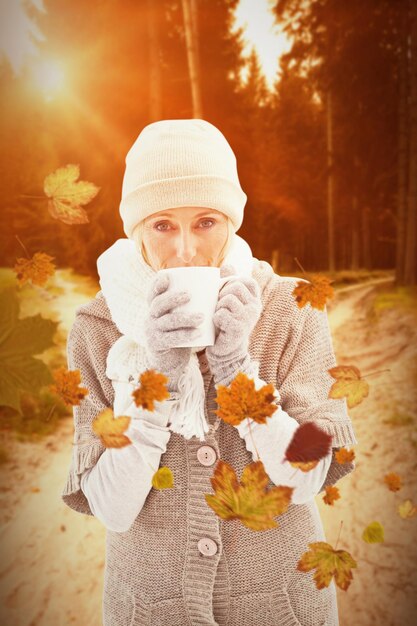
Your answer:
(405, 0), (417, 285)
(272, 0), (412, 278)
(181, 0), (203, 117)
(147, 0), (163, 121)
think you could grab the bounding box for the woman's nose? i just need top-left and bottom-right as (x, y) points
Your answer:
(174, 230), (197, 263)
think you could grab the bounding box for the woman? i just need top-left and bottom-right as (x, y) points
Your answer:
(61, 119), (358, 626)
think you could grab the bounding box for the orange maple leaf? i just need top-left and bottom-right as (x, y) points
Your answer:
(292, 274), (335, 310)
(284, 422), (333, 471)
(49, 367), (89, 406)
(383, 472), (402, 492)
(204, 460), (294, 531)
(328, 364), (369, 408)
(214, 372), (278, 426)
(297, 541), (357, 590)
(132, 369), (170, 411)
(14, 252), (56, 287)
(92, 407), (131, 448)
(335, 447), (356, 464)
(323, 485), (341, 505)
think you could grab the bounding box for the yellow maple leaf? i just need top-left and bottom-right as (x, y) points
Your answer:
(14, 252), (56, 287)
(92, 407), (132, 448)
(43, 164), (100, 225)
(297, 541), (357, 591)
(398, 499), (417, 519)
(49, 367), (89, 406)
(323, 485), (341, 505)
(204, 459), (293, 531)
(214, 372), (278, 426)
(335, 447), (356, 464)
(383, 472), (402, 492)
(152, 467), (174, 490)
(290, 459), (320, 471)
(328, 364), (369, 408)
(132, 369), (170, 411)
(362, 521), (384, 543)
(292, 274), (335, 310)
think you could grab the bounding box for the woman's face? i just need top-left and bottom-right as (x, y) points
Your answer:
(142, 206), (229, 269)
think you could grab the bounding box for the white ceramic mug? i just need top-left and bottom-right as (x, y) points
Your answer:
(156, 266), (239, 347)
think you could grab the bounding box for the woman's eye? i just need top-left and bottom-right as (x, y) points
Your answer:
(154, 219), (215, 231)
(155, 222), (170, 231)
(200, 219), (215, 228)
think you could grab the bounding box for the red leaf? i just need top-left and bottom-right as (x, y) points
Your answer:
(284, 422), (333, 464)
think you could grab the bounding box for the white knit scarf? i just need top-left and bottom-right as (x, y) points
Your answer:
(96, 233), (255, 441)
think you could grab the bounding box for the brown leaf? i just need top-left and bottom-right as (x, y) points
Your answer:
(285, 422), (333, 471)
(214, 372), (278, 426)
(204, 460), (293, 531)
(13, 252), (56, 287)
(292, 274), (335, 310)
(132, 369), (170, 411)
(49, 367), (89, 406)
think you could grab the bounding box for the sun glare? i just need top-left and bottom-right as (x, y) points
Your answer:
(31, 58), (66, 101)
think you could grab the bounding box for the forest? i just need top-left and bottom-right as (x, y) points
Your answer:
(0, 0), (415, 283)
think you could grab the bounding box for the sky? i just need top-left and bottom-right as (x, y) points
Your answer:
(233, 0), (292, 90)
(0, 0), (291, 92)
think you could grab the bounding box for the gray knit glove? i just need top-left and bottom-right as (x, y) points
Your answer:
(206, 264), (263, 387)
(144, 272), (205, 392)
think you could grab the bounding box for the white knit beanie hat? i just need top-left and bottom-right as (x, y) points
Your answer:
(119, 118), (247, 239)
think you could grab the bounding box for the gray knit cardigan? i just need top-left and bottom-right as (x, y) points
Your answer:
(61, 259), (358, 626)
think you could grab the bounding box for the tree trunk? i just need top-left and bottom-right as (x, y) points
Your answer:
(146, 0), (162, 121)
(271, 248), (279, 274)
(404, 0), (417, 285)
(326, 89), (335, 271)
(396, 4), (409, 285)
(351, 194), (359, 270)
(361, 205), (371, 269)
(182, 0), (203, 118)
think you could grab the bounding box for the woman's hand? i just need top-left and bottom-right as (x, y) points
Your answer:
(205, 265), (263, 384)
(144, 273), (204, 390)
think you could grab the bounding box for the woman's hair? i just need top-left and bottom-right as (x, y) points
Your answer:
(131, 214), (235, 269)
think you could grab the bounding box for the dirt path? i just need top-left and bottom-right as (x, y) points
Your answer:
(321, 277), (417, 626)
(0, 272), (105, 626)
(0, 277), (416, 625)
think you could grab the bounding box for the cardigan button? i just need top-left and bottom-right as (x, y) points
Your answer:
(198, 353), (210, 374)
(197, 445), (217, 466)
(197, 537), (218, 556)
